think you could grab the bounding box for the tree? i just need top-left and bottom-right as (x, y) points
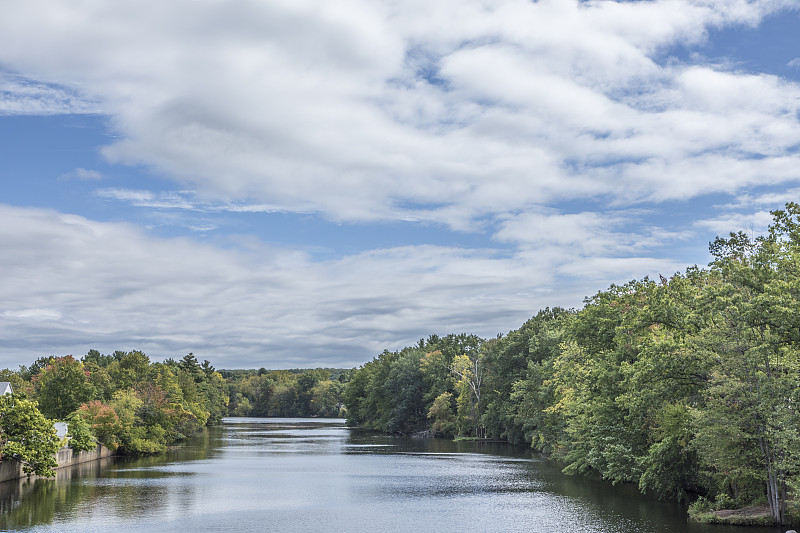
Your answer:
(451, 353), (484, 437)
(342, 363), (373, 427)
(32, 356), (96, 420)
(83, 349), (115, 367)
(689, 203), (800, 524)
(309, 380), (344, 417)
(614, 272), (710, 500)
(482, 308), (570, 445)
(179, 353), (204, 383)
(231, 394), (252, 416)
(296, 370), (324, 416)
(108, 350), (151, 390)
(234, 374), (276, 417)
(17, 356), (54, 381)
(419, 349), (452, 408)
(0, 394), (59, 476)
(428, 392), (456, 437)
(0, 369), (26, 393)
(336, 203), (800, 524)
(383, 352), (427, 433)
(77, 400), (122, 450)
(66, 412), (98, 452)
(200, 371), (229, 424)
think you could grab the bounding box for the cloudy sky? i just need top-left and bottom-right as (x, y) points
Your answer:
(1, 0), (799, 369)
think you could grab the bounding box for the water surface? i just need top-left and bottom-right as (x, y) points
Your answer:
(0, 418), (784, 532)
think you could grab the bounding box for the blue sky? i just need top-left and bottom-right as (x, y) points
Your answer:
(1, 0), (799, 369)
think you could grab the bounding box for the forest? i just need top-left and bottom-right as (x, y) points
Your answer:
(222, 367), (348, 418)
(0, 352), (229, 477)
(0, 350), (350, 481)
(342, 203), (800, 526)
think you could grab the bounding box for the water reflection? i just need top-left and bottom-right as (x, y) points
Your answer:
(0, 418), (784, 533)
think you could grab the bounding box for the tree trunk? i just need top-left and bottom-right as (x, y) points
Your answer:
(759, 437), (785, 525)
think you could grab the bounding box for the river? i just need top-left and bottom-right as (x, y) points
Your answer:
(0, 418), (786, 532)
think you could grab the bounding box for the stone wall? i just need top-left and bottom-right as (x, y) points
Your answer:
(0, 444), (115, 483)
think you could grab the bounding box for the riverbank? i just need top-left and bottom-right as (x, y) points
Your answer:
(0, 443), (115, 483)
(689, 503), (800, 527)
(689, 505), (774, 526)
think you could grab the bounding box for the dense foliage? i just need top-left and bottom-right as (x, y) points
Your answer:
(0, 394), (60, 476)
(224, 368), (347, 418)
(5, 351), (229, 457)
(343, 203), (800, 526)
(0, 354), (345, 476)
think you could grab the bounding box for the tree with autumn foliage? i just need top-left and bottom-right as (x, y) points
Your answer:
(75, 400), (122, 450)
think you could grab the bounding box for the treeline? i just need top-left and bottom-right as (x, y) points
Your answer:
(224, 368), (347, 418)
(343, 203), (800, 526)
(0, 351), (228, 476)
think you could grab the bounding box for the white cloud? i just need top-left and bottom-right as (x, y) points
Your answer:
(496, 209), (692, 252)
(95, 188), (195, 209)
(0, 73), (100, 115)
(494, 209), (691, 288)
(1, 308), (62, 320)
(693, 209), (775, 235)
(94, 188), (312, 217)
(0, 204), (688, 367)
(0, 0), (797, 226)
(751, 188), (800, 206)
(59, 168), (103, 181)
(0, 0), (798, 367)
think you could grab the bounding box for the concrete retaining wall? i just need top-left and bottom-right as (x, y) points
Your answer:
(0, 457), (24, 483)
(0, 443), (115, 483)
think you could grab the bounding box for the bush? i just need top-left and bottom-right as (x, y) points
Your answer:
(66, 414), (97, 452)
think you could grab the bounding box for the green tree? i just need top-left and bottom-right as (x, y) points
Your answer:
(17, 356), (54, 381)
(235, 374), (276, 416)
(0, 394), (59, 476)
(336, 204), (800, 524)
(309, 380), (344, 417)
(32, 356), (96, 420)
(178, 353), (204, 383)
(66, 412), (97, 452)
(690, 209), (800, 524)
(419, 349), (452, 407)
(482, 308), (570, 445)
(342, 362), (373, 427)
(383, 352), (427, 433)
(201, 371), (230, 423)
(0, 369), (27, 394)
(231, 394), (252, 416)
(83, 349), (115, 367)
(451, 353), (484, 437)
(427, 392), (456, 437)
(107, 350), (151, 390)
(296, 370), (324, 416)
